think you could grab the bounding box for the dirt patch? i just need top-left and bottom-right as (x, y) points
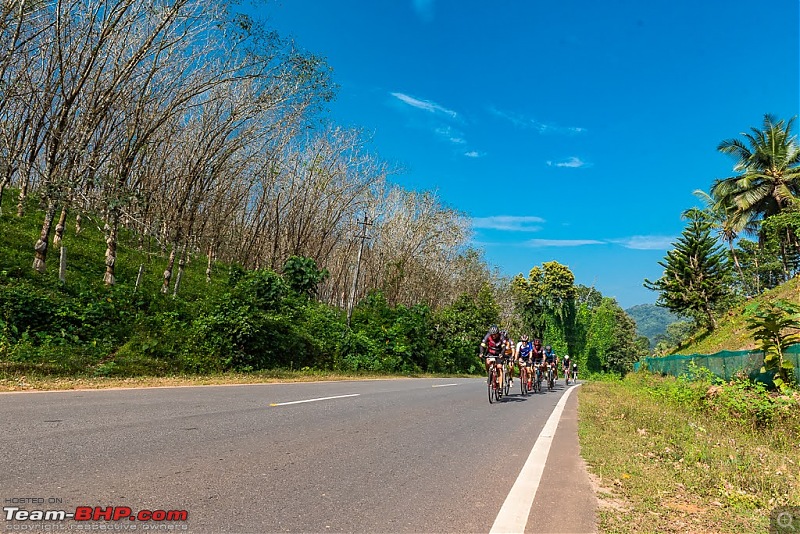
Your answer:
(587, 471), (630, 512)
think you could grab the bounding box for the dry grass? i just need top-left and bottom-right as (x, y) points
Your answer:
(0, 370), (429, 392)
(578, 377), (800, 533)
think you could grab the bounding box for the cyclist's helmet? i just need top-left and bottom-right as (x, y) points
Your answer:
(545, 345), (552, 351)
(533, 338), (542, 345)
(520, 334), (529, 342)
(488, 325), (499, 335)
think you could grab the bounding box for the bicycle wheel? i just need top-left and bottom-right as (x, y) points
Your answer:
(504, 368), (511, 397)
(488, 368), (494, 404)
(520, 369), (526, 396)
(497, 366), (504, 400)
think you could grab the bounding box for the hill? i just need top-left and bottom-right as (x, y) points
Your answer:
(674, 276), (800, 355)
(625, 303), (678, 347)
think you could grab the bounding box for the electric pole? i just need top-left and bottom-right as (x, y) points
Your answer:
(347, 212), (372, 327)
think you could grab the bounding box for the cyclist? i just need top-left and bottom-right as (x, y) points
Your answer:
(544, 344), (557, 383)
(500, 330), (515, 387)
(516, 334), (534, 390)
(531, 338), (545, 388)
(479, 325), (505, 389)
(562, 354), (572, 383)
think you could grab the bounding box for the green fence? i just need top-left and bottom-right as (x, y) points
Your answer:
(634, 346), (800, 385)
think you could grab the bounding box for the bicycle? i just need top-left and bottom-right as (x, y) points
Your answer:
(504, 361), (511, 397)
(519, 361), (530, 396)
(547, 363), (555, 391)
(533, 362), (542, 393)
(486, 357), (499, 404)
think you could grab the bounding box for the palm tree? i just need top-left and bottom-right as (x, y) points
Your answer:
(690, 190), (745, 282)
(710, 114), (800, 235)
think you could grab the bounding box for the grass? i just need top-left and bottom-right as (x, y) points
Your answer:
(674, 277), (800, 356)
(578, 373), (800, 533)
(0, 369), (474, 392)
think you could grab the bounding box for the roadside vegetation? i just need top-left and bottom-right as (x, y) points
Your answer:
(0, 0), (646, 389)
(579, 371), (800, 533)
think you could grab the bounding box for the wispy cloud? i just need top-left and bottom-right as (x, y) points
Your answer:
(472, 215), (545, 232)
(547, 157), (589, 168)
(524, 238), (605, 247)
(464, 150), (485, 158)
(489, 107), (586, 135)
(610, 235), (675, 250)
(434, 126), (466, 144)
(412, 0), (435, 22)
(391, 92), (457, 119)
(472, 232), (676, 250)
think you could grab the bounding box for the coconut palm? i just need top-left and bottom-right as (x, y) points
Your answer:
(690, 190), (745, 282)
(710, 114), (800, 235)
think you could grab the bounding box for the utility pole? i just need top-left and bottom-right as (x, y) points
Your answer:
(347, 212), (372, 327)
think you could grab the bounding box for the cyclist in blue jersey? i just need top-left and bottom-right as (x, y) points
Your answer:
(515, 334), (534, 391)
(544, 344), (557, 382)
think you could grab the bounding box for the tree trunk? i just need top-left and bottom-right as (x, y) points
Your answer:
(206, 245), (213, 283)
(135, 264), (144, 293)
(705, 303), (717, 331)
(161, 243), (177, 294)
(172, 246), (186, 297)
(16, 179), (28, 217)
(59, 246), (67, 283)
(53, 205), (68, 247)
(728, 242), (745, 284)
(0, 176), (9, 216)
(33, 201), (58, 273)
(104, 210), (119, 286)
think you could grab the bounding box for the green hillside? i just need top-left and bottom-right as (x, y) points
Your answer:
(673, 276), (800, 355)
(625, 303), (678, 347)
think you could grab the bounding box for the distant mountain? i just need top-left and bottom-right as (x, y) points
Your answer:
(626, 304), (679, 347)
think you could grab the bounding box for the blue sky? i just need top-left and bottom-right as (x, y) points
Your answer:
(252, 0), (799, 308)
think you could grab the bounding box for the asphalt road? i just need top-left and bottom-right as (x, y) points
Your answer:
(1, 377), (581, 533)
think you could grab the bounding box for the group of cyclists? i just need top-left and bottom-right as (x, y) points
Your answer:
(478, 325), (578, 395)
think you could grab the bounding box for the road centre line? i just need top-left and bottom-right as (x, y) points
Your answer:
(431, 383), (458, 388)
(490, 384), (581, 534)
(269, 394), (360, 407)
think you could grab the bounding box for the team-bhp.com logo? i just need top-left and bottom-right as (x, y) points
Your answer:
(4, 506), (188, 522)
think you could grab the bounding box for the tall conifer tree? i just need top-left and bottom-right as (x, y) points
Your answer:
(644, 210), (731, 330)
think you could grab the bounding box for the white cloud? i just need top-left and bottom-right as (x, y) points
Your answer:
(547, 157), (589, 168)
(524, 238), (605, 247)
(434, 126), (466, 145)
(610, 235), (676, 250)
(472, 215), (545, 232)
(391, 92), (457, 119)
(464, 150), (485, 158)
(489, 107), (586, 135)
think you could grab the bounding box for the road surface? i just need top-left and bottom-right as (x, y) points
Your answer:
(1, 377), (596, 533)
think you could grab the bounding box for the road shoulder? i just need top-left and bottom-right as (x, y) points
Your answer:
(527, 386), (598, 533)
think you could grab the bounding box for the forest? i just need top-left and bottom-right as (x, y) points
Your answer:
(0, 0), (647, 379)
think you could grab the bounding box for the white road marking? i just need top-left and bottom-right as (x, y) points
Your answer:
(490, 384), (581, 534)
(269, 394), (360, 407)
(431, 383), (458, 388)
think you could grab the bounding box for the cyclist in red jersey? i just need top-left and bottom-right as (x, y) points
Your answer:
(479, 325), (505, 388)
